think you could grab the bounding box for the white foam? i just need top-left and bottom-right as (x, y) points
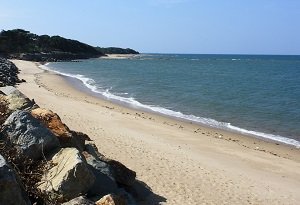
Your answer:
(40, 63), (300, 148)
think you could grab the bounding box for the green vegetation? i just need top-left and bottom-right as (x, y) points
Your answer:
(0, 29), (101, 57)
(0, 29), (139, 61)
(95, 47), (139, 54)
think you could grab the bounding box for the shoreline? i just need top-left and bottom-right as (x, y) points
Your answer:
(12, 60), (300, 204)
(44, 60), (300, 148)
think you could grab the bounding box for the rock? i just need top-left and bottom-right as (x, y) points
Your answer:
(38, 148), (95, 202)
(61, 196), (94, 205)
(0, 86), (38, 112)
(0, 86), (17, 95)
(1, 110), (60, 160)
(0, 154), (31, 205)
(0, 58), (22, 87)
(85, 143), (106, 159)
(85, 143), (136, 186)
(83, 151), (118, 197)
(0, 95), (9, 125)
(115, 189), (136, 205)
(70, 131), (91, 151)
(108, 160), (136, 186)
(95, 194), (126, 205)
(31, 108), (89, 151)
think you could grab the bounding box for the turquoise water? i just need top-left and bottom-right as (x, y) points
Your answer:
(46, 54), (300, 147)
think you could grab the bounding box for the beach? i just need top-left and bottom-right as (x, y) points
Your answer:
(13, 59), (300, 205)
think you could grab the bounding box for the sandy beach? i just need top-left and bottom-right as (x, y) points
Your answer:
(12, 59), (300, 205)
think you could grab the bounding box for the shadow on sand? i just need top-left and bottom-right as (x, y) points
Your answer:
(125, 180), (167, 205)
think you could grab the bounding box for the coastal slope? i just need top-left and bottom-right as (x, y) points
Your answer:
(13, 60), (300, 205)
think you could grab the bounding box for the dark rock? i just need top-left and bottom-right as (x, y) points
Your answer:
(0, 154), (31, 205)
(83, 151), (118, 197)
(115, 189), (137, 205)
(1, 110), (60, 160)
(0, 58), (22, 87)
(85, 143), (136, 186)
(108, 160), (136, 186)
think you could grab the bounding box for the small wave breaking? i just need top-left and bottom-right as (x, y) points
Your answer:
(40, 63), (300, 148)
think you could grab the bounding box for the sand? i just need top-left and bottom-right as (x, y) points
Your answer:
(12, 59), (300, 205)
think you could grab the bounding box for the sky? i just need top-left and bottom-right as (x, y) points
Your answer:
(0, 0), (300, 55)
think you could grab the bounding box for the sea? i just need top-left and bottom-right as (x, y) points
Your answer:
(44, 54), (300, 148)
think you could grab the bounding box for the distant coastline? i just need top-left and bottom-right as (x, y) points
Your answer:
(0, 29), (139, 62)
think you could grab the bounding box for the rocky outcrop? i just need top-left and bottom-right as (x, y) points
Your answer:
(31, 108), (90, 151)
(38, 148), (95, 202)
(96, 194), (126, 205)
(0, 154), (31, 205)
(0, 58), (23, 87)
(0, 88), (141, 205)
(1, 110), (60, 160)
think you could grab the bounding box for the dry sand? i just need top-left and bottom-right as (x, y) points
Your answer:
(12, 60), (300, 205)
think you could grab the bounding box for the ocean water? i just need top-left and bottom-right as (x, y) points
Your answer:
(45, 54), (300, 147)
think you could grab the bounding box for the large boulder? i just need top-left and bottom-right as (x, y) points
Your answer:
(0, 86), (38, 112)
(95, 194), (126, 205)
(31, 108), (90, 151)
(37, 148), (95, 202)
(0, 154), (31, 205)
(83, 151), (118, 197)
(108, 160), (136, 187)
(85, 143), (136, 186)
(1, 110), (60, 160)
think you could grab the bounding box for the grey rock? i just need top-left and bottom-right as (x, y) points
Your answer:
(38, 148), (95, 202)
(2, 110), (60, 160)
(61, 196), (94, 205)
(84, 152), (118, 197)
(0, 86), (17, 95)
(85, 142), (136, 186)
(0, 154), (31, 205)
(5, 89), (38, 112)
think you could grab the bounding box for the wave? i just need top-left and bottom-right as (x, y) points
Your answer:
(40, 64), (300, 148)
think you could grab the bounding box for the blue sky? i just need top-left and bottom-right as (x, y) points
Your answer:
(1, 0), (299, 54)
